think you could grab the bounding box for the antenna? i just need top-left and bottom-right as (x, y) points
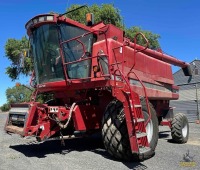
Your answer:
(58, 4), (88, 18)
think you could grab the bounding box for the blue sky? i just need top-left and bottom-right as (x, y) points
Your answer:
(0, 0), (199, 106)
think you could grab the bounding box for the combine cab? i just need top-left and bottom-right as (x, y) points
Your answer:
(5, 8), (191, 161)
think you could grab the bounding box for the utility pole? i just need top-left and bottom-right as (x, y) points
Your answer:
(195, 83), (200, 120)
(192, 62), (200, 121)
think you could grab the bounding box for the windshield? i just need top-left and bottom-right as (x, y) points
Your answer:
(30, 23), (94, 84)
(31, 24), (64, 84)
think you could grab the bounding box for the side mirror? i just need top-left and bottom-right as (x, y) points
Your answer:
(23, 49), (31, 58)
(19, 49), (30, 68)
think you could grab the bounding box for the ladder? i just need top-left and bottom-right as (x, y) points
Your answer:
(113, 69), (151, 155)
(112, 33), (151, 155)
(125, 88), (151, 155)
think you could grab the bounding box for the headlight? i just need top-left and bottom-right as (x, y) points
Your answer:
(25, 15), (55, 30)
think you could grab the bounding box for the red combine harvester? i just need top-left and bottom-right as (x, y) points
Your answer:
(5, 8), (192, 161)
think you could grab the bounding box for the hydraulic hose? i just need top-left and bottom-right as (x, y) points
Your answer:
(58, 102), (77, 129)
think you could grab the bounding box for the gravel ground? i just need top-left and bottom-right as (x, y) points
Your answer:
(0, 112), (200, 170)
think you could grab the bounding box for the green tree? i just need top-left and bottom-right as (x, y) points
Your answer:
(3, 84), (53, 107)
(0, 85), (51, 111)
(5, 36), (32, 81)
(0, 103), (10, 112)
(6, 85), (32, 104)
(66, 4), (160, 49)
(66, 4), (122, 28)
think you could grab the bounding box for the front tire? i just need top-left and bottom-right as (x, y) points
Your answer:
(101, 99), (158, 161)
(171, 113), (189, 143)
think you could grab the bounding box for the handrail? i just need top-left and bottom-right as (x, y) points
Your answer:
(30, 89), (38, 102)
(59, 32), (91, 84)
(113, 69), (140, 124)
(127, 71), (151, 126)
(112, 40), (130, 75)
(60, 31), (96, 46)
(113, 69), (127, 88)
(59, 28), (110, 84)
(130, 32), (149, 73)
(112, 33), (149, 78)
(133, 32), (149, 53)
(63, 54), (97, 65)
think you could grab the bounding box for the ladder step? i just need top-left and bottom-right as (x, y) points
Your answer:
(139, 146), (151, 154)
(136, 132), (147, 138)
(134, 105), (142, 108)
(134, 118), (145, 123)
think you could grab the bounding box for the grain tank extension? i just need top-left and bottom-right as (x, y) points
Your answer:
(5, 10), (191, 161)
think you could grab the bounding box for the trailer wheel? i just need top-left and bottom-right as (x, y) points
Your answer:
(171, 113), (189, 143)
(101, 99), (158, 161)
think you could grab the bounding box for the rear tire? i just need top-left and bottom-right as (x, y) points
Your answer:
(101, 99), (158, 161)
(171, 113), (189, 143)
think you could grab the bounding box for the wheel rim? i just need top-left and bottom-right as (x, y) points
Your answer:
(182, 121), (188, 138)
(144, 112), (153, 143)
